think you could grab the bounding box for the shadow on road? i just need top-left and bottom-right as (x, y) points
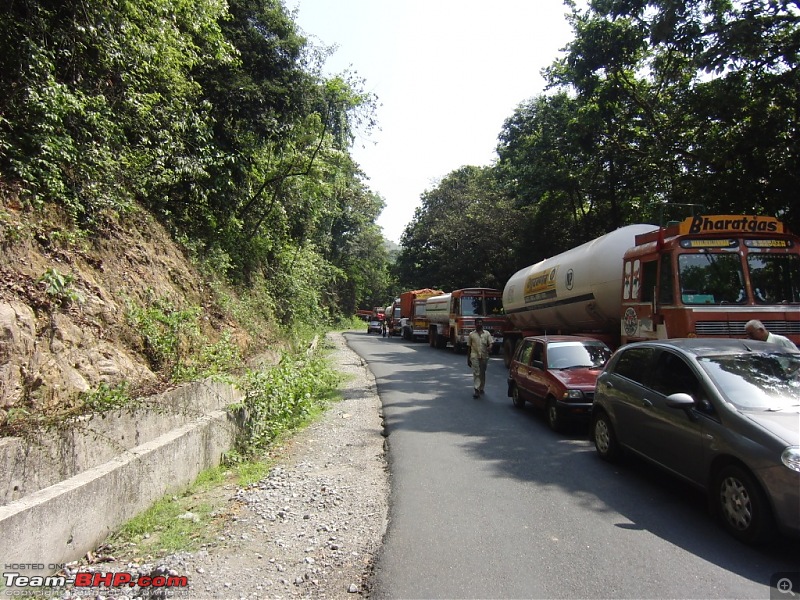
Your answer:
(345, 330), (799, 591)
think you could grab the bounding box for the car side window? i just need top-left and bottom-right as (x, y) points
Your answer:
(518, 341), (533, 366)
(532, 342), (544, 367)
(610, 347), (654, 385)
(650, 351), (716, 414)
(650, 351), (700, 398)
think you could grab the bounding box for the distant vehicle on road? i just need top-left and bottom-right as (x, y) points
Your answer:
(507, 335), (611, 431)
(592, 338), (800, 544)
(367, 307), (385, 334)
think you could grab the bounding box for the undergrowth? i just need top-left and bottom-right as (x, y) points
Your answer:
(226, 341), (342, 462)
(100, 336), (343, 557)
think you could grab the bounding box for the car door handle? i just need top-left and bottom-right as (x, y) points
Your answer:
(642, 398), (654, 408)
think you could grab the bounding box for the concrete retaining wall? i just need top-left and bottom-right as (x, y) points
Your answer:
(0, 379), (242, 578)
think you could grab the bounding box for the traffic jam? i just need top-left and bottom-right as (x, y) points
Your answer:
(360, 214), (800, 544)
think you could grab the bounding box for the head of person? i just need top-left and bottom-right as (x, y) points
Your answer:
(475, 318), (484, 331)
(745, 319), (769, 341)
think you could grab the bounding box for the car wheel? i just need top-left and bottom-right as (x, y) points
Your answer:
(511, 385), (524, 409)
(546, 397), (562, 432)
(592, 411), (620, 461)
(714, 464), (775, 544)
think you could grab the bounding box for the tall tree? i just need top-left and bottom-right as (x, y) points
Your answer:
(395, 166), (522, 292)
(552, 0), (800, 231)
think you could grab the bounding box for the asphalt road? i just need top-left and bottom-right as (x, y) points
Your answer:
(344, 330), (800, 600)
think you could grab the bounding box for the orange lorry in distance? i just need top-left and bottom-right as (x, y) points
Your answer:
(425, 288), (506, 353)
(386, 297), (402, 336)
(501, 214), (800, 365)
(398, 289), (443, 340)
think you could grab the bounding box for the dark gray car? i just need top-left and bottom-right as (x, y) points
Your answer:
(591, 338), (800, 544)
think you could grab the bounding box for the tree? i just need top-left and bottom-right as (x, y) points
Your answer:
(395, 166), (522, 292)
(550, 0), (800, 232)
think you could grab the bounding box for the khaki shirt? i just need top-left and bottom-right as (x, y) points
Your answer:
(468, 329), (493, 360)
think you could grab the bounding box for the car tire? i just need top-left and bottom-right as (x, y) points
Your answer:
(592, 410), (620, 461)
(714, 464), (775, 544)
(511, 385), (525, 409)
(546, 397), (562, 432)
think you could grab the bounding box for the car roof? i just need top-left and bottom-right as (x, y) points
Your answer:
(620, 337), (799, 358)
(522, 335), (608, 344)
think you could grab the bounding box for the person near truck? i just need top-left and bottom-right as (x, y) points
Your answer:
(745, 319), (797, 350)
(467, 318), (493, 398)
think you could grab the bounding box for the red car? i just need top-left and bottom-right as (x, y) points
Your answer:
(507, 335), (612, 431)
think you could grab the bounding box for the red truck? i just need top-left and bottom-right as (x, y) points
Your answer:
(397, 289), (443, 341)
(501, 214), (800, 365)
(425, 288), (506, 353)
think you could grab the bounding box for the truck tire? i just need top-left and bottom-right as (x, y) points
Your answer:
(436, 334), (447, 349)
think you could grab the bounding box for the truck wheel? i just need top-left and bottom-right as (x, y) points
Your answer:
(436, 334), (447, 349)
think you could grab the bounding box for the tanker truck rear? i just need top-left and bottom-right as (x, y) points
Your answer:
(426, 288), (506, 353)
(502, 214), (800, 366)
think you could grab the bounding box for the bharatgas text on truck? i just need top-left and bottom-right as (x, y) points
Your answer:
(501, 214), (800, 366)
(426, 288), (506, 354)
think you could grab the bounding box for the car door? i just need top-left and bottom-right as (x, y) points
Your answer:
(527, 341), (549, 401)
(632, 349), (706, 484)
(600, 346), (657, 449)
(511, 340), (535, 400)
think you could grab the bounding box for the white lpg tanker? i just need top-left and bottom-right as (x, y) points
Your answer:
(501, 214), (800, 365)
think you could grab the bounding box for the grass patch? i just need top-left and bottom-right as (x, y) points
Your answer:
(103, 459), (273, 560)
(101, 336), (343, 560)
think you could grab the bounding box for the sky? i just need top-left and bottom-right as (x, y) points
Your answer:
(291, 1), (577, 244)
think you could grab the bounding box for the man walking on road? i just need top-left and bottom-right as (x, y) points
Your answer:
(467, 318), (493, 398)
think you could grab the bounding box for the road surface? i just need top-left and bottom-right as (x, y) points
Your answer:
(345, 330), (800, 599)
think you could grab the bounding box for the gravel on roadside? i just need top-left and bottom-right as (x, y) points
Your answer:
(59, 331), (389, 600)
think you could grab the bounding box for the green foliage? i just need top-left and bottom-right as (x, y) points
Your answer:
(229, 350), (341, 459)
(0, 209), (27, 246)
(124, 296), (201, 377)
(0, 0), (386, 326)
(38, 267), (83, 306)
(80, 382), (131, 413)
(395, 166), (523, 291)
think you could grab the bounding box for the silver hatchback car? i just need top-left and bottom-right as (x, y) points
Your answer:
(592, 338), (800, 544)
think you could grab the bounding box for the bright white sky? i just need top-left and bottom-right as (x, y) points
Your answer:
(292, 1), (577, 244)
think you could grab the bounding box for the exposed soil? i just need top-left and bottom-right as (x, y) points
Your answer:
(0, 193), (274, 429)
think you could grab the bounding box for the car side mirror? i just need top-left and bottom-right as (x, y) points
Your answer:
(532, 360), (544, 370)
(665, 393), (695, 409)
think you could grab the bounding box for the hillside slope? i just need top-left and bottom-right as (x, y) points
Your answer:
(0, 193), (268, 429)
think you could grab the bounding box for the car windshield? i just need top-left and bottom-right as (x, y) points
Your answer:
(547, 342), (612, 369)
(698, 352), (800, 410)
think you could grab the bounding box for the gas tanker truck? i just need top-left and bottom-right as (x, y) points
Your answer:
(501, 214), (800, 366)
